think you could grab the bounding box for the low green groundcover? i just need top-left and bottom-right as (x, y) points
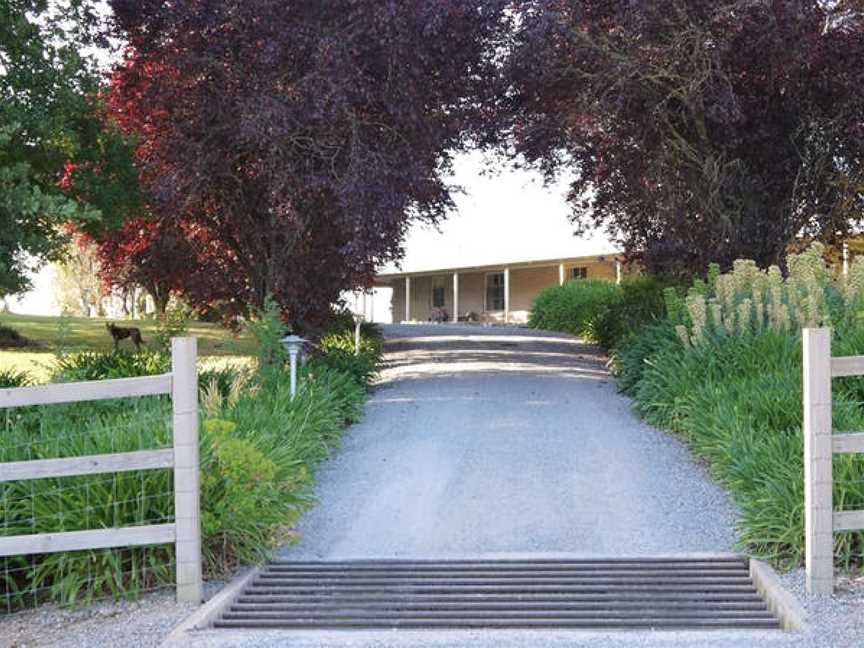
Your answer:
(610, 245), (864, 568)
(0, 318), (383, 608)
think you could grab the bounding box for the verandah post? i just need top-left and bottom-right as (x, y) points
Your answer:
(503, 267), (510, 323)
(171, 337), (203, 603)
(405, 276), (411, 322)
(453, 272), (459, 323)
(803, 327), (834, 594)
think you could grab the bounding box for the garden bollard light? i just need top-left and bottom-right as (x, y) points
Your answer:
(353, 312), (365, 356)
(280, 335), (306, 399)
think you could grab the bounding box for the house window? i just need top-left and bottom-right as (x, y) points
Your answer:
(486, 272), (505, 311)
(431, 276), (445, 308)
(570, 266), (588, 280)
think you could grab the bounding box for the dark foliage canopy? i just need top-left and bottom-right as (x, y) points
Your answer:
(107, 0), (509, 331)
(506, 0), (864, 275)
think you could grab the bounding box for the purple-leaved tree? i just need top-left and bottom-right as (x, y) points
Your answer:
(107, 0), (509, 331)
(504, 0), (864, 275)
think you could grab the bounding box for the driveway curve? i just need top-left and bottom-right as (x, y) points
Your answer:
(280, 324), (737, 559)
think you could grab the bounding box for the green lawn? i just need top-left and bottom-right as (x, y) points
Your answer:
(0, 313), (256, 382)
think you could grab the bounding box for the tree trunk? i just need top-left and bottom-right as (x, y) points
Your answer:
(151, 286), (170, 316)
(137, 290), (149, 317)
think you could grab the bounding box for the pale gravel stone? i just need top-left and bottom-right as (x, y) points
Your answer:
(0, 581), (223, 647)
(278, 324), (739, 559)
(0, 591), (193, 648)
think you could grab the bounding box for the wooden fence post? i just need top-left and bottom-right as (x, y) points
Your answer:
(171, 337), (203, 603)
(803, 328), (834, 594)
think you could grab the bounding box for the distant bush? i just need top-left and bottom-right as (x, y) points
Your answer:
(0, 323), (35, 348)
(245, 296), (290, 368)
(150, 306), (190, 353)
(317, 322), (384, 386)
(529, 279), (622, 340)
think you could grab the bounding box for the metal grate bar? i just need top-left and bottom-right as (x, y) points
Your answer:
(214, 558), (781, 631)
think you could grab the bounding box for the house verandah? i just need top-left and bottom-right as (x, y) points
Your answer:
(375, 254), (624, 325)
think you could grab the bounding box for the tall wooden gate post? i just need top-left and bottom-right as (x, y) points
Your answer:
(171, 337), (203, 603)
(803, 328), (834, 594)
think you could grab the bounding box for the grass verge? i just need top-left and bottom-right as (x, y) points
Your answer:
(611, 246), (864, 569)
(0, 315), (383, 609)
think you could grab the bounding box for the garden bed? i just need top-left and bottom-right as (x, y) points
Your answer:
(531, 244), (864, 569)
(0, 315), (383, 612)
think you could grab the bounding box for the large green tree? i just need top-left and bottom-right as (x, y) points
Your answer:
(0, 0), (138, 297)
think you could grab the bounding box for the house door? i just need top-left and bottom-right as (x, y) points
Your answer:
(485, 272), (505, 312)
(430, 276), (448, 321)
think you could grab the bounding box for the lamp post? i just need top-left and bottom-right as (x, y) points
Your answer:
(351, 288), (367, 355)
(280, 335), (306, 399)
(353, 311), (364, 356)
(843, 242), (850, 276)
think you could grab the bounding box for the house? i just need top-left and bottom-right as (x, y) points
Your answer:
(374, 252), (624, 324)
(359, 151), (627, 325)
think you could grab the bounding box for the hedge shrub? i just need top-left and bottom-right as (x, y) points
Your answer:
(592, 276), (669, 349)
(0, 323), (34, 348)
(529, 279), (621, 340)
(529, 276), (670, 350)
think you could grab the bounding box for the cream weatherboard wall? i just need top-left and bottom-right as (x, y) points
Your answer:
(386, 257), (620, 324)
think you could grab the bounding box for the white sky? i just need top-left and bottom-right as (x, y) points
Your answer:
(4, 8), (613, 318)
(384, 150), (614, 274)
(5, 266), (58, 316)
(6, 150), (613, 316)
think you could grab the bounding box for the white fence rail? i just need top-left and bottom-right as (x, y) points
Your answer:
(803, 328), (864, 594)
(0, 337), (202, 603)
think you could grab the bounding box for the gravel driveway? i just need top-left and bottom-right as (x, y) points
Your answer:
(279, 324), (738, 559)
(165, 325), (864, 648)
(31, 325), (863, 648)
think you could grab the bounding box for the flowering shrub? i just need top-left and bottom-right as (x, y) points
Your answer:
(615, 243), (864, 568)
(670, 243), (861, 347)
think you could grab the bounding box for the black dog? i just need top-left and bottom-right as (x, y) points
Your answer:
(106, 322), (145, 350)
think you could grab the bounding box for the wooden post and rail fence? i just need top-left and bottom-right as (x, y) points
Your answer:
(803, 328), (864, 594)
(0, 328), (858, 601)
(0, 337), (203, 603)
